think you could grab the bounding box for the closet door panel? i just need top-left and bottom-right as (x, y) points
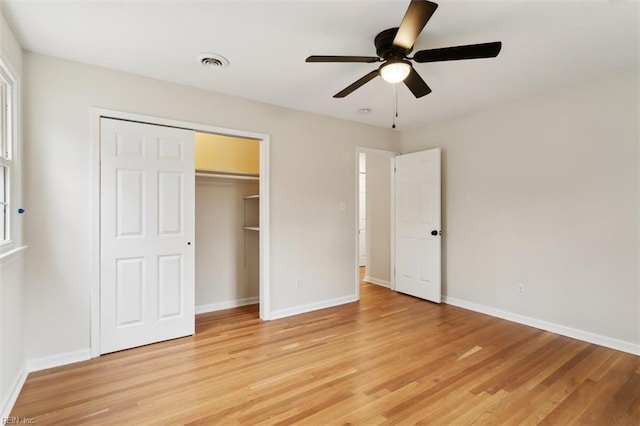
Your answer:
(101, 117), (195, 354)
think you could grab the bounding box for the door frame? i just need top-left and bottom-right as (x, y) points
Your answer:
(353, 147), (397, 299)
(90, 108), (271, 358)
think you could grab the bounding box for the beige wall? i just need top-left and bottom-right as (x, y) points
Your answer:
(401, 70), (640, 346)
(22, 52), (399, 359)
(0, 9), (24, 418)
(195, 178), (259, 309)
(0, 254), (24, 417)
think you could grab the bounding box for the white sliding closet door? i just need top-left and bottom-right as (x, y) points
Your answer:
(100, 118), (195, 354)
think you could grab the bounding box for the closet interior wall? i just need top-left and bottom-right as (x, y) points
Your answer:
(195, 177), (259, 313)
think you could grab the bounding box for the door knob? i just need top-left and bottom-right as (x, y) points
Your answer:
(431, 230), (439, 236)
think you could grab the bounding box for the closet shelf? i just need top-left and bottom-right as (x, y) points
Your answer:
(243, 191), (259, 231)
(196, 171), (259, 181)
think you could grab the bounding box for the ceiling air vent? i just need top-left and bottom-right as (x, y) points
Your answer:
(197, 53), (229, 70)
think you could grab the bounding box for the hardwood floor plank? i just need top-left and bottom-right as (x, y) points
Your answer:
(570, 356), (640, 425)
(10, 278), (639, 425)
(508, 344), (637, 425)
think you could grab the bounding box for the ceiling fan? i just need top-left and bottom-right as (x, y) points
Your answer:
(306, 0), (502, 99)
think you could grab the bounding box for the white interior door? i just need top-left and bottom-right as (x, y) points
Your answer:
(394, 148), (441, 302)
(100, 118), (195, 354)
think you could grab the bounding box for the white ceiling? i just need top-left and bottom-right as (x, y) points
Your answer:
(2, 0), (639, 130)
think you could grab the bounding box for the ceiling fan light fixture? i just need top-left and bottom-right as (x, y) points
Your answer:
(380, 60), (411, 84)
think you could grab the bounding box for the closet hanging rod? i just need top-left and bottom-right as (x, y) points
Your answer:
(195, 172), (259, 181)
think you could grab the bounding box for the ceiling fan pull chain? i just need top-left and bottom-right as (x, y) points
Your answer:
(392, 84), (397, 128)
(395, 84), (399, 118)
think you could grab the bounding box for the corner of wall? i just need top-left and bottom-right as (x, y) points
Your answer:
(0, 363), (27, 419)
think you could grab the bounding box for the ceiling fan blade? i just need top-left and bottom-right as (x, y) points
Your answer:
(393, 0), (438, 50)
(306, 55), (380, 63)
(334, 70), (380, 98)
(404, 67), (432, 98)
(413, 41), (502, 63)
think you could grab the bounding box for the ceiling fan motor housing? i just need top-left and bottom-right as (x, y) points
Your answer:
(375, 28), (412, 60)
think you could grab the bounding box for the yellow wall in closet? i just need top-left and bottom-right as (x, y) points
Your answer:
(195, 132), (259, 175)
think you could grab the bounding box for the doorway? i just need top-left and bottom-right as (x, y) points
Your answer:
(355, 148), (395, 297)
(358, 152), (367, 268)
(91, 109), (271, 357)
(354, 147), (442, 304)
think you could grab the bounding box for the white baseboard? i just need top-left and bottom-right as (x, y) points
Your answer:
(1, 363), (27, 419)
(195, 297), (259, 314)
(26, 349), (91, 373)
(364, 276), (391, 288)
(442, 296), (640, 356)
(270, 294), (358, 321)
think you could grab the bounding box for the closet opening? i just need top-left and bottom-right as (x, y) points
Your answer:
(194, 132), (261, 318)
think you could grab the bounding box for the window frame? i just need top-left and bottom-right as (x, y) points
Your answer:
(0, 56), (22, 258)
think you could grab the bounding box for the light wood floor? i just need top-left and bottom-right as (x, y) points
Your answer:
(11, 271), (639, 425)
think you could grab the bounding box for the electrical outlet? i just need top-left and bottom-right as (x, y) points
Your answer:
(516, 283), (525, 296)
(295, 279), (301, 288)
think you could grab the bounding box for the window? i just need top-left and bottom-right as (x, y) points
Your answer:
(0, 62), (15, 246)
